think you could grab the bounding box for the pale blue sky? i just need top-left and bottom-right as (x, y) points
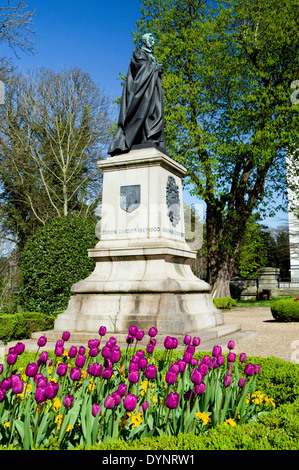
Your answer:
(3, 0), (288, 227)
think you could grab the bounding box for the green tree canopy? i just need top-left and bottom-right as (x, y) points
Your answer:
(135, 0), (298, 296)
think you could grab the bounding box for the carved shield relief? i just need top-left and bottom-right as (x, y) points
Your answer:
(120, 185), (141, 213)
(166, 176), (181, 227)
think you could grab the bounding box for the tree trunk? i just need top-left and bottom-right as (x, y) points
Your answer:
(209, 259), (236, 298)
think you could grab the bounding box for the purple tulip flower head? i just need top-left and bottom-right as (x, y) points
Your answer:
(0, 387), (6, 403)
(25, 362), (39, 377)
(117, 382), (127, 396)
(212, 345), (222, 357)
(12, 378), (24, 395)
(194, 383), (206, 395)
(68, 346), (78, 358)
(34, 387), (45, 403)
(70, 367), (82, 381)
(123, 393), (138, 412)
(223, 374), (232, 387)
(239, 352), (247, 363)
(227, 352), (236, 363)
(165, 371), (177, 385)
(92, 403), (102, 417)
(104, 394), (115, 410)
(227, 340), (235, 350)
(75, 354), (86, 368)
(14, 342), (25, 355)
(238, 378), (246, 388)
(166, 392), (180, 409)
(62, 331), (70, 341)
(88, 363), (103, 378)
(191, 369), (203, 385)
(6, 352), (17, 366)
(184, 335), (192, 345)
(99, 325), (107, 336)
(63, 395), (74, 408)
(148, 327), (158, 337)
(56, 363), (68, 377)
(193, 337), (201, 346)
(37, 336), (47, 347)
(145, 364), (157, 380)
(43, 381), (59, 400)
(244, 363), (255, 376)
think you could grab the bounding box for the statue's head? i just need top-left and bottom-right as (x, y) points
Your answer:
(141, 33), (155, 50)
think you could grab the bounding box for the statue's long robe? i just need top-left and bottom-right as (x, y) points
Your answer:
(108, 48), (166, 155)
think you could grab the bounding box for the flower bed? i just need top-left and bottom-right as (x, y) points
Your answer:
(0, 326), (278, 449)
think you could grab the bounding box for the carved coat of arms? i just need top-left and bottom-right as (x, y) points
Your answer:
(120, 185), (140, 213)
(166, 176), (181, 227)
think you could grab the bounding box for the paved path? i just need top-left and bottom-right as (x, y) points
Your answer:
(222, 307), (299, 363)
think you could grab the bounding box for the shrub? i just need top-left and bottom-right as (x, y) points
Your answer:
(213, 297), (237, 310)
(271, 298), (299, 322)
(19, 215), (97, 314)
(0, 312), (55, 342)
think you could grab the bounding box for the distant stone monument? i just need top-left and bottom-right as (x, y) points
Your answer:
(54, 34), (224, 336)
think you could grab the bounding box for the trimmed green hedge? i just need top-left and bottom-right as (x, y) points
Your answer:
(213, 297), (237, 309)
(0, 312), (55, 342)
(271, 298), (299, 322)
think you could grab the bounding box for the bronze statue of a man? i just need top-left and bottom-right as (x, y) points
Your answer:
(108, 33), (166, 156)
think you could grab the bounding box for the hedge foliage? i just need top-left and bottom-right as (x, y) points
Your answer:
(271, 298), (299, 322)
(19, 215), (97, 314)
(0, 312), (55, 342)
(213, 297), (237, 310)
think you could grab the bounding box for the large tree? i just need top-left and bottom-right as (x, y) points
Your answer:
(135, 0), (299, 296)
(0, 67), (113, 250)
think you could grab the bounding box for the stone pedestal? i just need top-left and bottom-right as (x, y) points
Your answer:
(54, 148), (223, 335)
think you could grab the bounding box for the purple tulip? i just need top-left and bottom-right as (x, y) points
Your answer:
(194, 383), (206, 395)
(77, 346), (85, 355)
(88, 339), (100, 348)
(164, 336), (176, 350)
(186, 344), (195, 355)
(140, 401), (149, 412)
(212, 357), (219, 368)
(99, 326), (107, 336)
(112, 391), (122, 406)
(244, 363), (255, 376)
(43, 381), (59, 400)
(212, 345), (222, 357)
(1, 377), (11, 390)
(169, 363), (180, 375)
(92, 403), (101, 417)
(37, 336), (47, 347)
(101, 346), (111, 359)
(89, 346), (99, 358)
(184, 335), (192, 345)
(294, 296), (299, 301)
(110, 347), (121, 363)
(75, 354), (86, 368)
(239, 353), (247, 363)
(193, 337), (201, 346)
(88, 363), (103, 378)
(6, 352), (18, 366)
(70, 367), (81, 381)
(136, 329), (145, 341)
(126, 334), (134, 345)
(183, 351), (193, 363)
(128, 370), (140, 384)
(198, 363), (209, 376)
(227, 352), (236, 362)
(139, 357), (148, 370)
(145, 364), (157, 380)
(123, 393), (138, 412)
(54, 346), (64, 357)
(0, 364), (3, 375)
(165, 371), (177, 385)
(177, 359), (187, 372)
(129, 361), (140, 372)
(56, 363), (68, 377)
(117, 383), (127, 396)
(62, 331), (70, 341)
(34, 387), (46, 403)
(129, 325), (138, 337)
(255, 364), (261, 374)
(202, 355), (212, 366)
(63, 395), (74, 408)
(146, 341), (155, 354)
(223, 375), (232, 387)
(238, 378), (246, 388)
(191, 369), (203, 385)
(12, 379), (24, 395)
(0, 387), (6, 403)
(102, 368), (113, 380)
(166, 392), (180, 409)
(148, 327), (158, 337)
(25, 363), (39, 377)
(67, 346), (77, 358)
(56, 340), (64, 348)
(227, 340), (235, 350)
(36, 376), (47, 388)
(14, 342), (25, 355)
(104, 394), (115, 409)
